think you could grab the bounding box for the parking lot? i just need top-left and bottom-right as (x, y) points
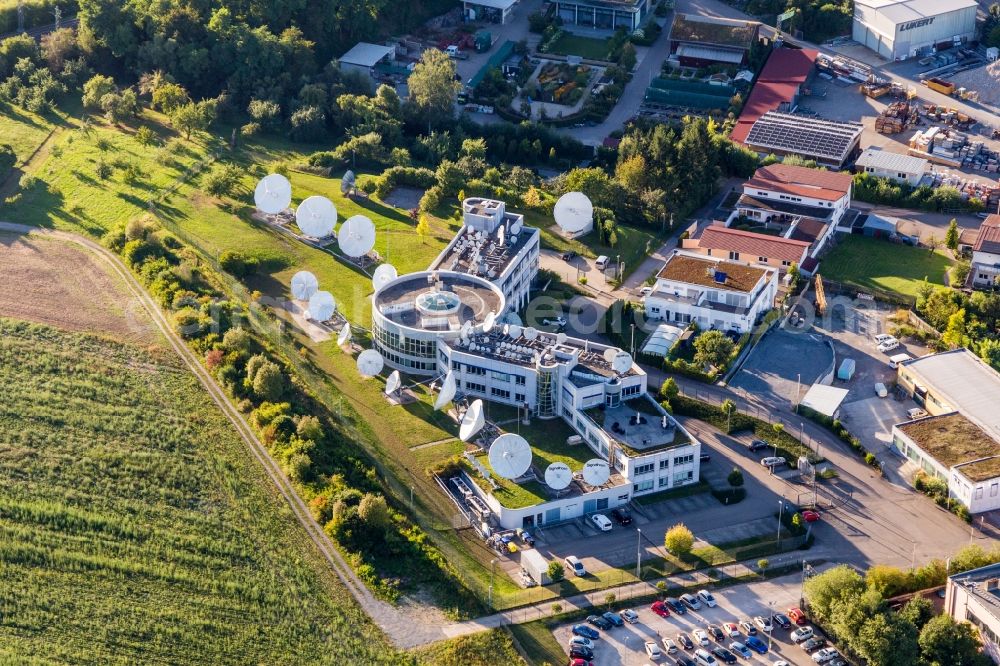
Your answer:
(553, 574), (822, 665)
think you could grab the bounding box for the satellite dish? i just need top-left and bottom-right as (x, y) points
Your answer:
(461, 320), (473, 338)
(290, 271), (318, 300)
(341, 170), (356, 195)
(295, 195), (337, 238)
(544, 462), (573, 490)
(555, 333), (568, 346)
(582, 459), (611, 487)
(509, 324), (523, 338)
(460, 400), (486, 442)
(372, 263), (398, 291)
(434, 370), (457, 410)
(488, 434), (533, 479)
(254, 174), (292, 214)
(612, 351), (633, 374)
(337, 322), (352, 346)
(384, 370), (401, 396)
(356, 349), (384, 377)
(523, 327), (538, 341)
(504, 312), (523, 326)
(482, 311), (496, 333)
(603, 347), (622, 363)
(554, 192), (593, 234)
(339, 215), (376, 258)
(307, 291), (336, 322)
(510, 219), (524, 235)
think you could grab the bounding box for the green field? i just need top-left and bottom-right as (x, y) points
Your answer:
(0, 318), (396, 663)
(0, 103), (61, 167)
(546, 33), (613, 60)
(821, 235), (954, 298)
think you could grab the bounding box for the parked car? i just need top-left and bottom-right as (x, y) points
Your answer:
(889, 352), (913, 369)
(697, 590), (717, 607)
(572, 624), (599, 640)
(603, 611), (624, 627)
(711, 646), (737, 664)
(692, 629), (710, 646)
(802, 510), (821, 522)
(753, 615), (772, 632)
(590, 513), (613, 531)
(639, 286), (653, 297)
(707, 624), (725, 641)
(619, 608), (639, 624)
(611, 507), (633, 525)
(873, 334), (895, 344)
(663, 637), (679, 654)
(587, 614), (612, 630)
(800, 637), (827, 652)
(877, 339), (900, 353)
(646, 641), (664, 660)
(666, 597), (687, 614)
(542, 316), (567, 328)
(790, 626), (814, 643)
(723, 622), (741, 638)
(516, 527), (535, 546)
(568, 659), (591, 666)
(677, 632), (694, 650)
(681, 593), (702, 610)
(788, 607), (808, 625)
(652, 601), (671, 618)
(561, 250), (577, 261)
(674, 656), (697, 666)
(745, 636), (768, 654)
(813, 648), (840, 663)
(694, 648), (717, 665)
(565, 556), (586, 577)
(747, 439), (768, 451)
(907, 407), (928, 419)
(729, 642), (752, 659)
(760, 456), (786, 468)
(569, 636), (594, 650)
(772, 613), (792, 630)
(570, 645), (594, 661)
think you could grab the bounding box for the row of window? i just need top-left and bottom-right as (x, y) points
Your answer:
(635, 470), (695, 493)
(379, 347), (436, 371)
(373, 322), (437, 360)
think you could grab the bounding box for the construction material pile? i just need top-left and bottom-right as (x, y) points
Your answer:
(922, 104), (974, 128)
(875, 100), (918, 134)
(948, 60), (1000, 107)
(909, 126), (1000, 176)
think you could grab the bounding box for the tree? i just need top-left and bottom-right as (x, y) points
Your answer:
(222, 327), (252, 356)
(803, 564), (865, 622)
(918, 614), (991, 666)
(203, 163), (243, 198)
(171, 100), (217, 139)
(829, 586), (886, 645)
(134, 126), (157, 146)
(615, 154), (648, 192)
(865, 564), (909, 597)
(152, 82), (190, 114)
(40, 27), (77, 73)
(358, 493), (392, 532)
(416, 214), (432, 242)
(855, 612), (919, 666)
(407, 49), (460, 127)
(945, 218), (960, 253)
(82, 74), (115, 109)
(248, 99), (282, 130)
(757, 558), (769, 572)
(942, 308), (968, 349)
(926, 235), (942, 254)
(100, 89), (138, 125)
(604, 592), (616, 608)
(978, 337), (1000, 371)
(727, 467), (744, 488)
(289, 105), (326, 142)
(547, 560), (565, 582)
(659, 377), (680, 401)
(898, 597), (934, 632)
(460, 138), (487, 159)
(253, 362), (284, 401)
(297, 415), (323, 442)
(694, 330), (735, 369)
(664, 523), (694, 556)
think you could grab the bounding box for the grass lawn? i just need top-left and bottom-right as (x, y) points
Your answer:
(820, 235), (954, 298)
(0, 103), (61, 165)
(510, 621), (567, 666)
(546, 33), (613, 60)
(0, 318), (396, 663)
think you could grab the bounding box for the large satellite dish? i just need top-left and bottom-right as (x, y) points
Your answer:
(554, 192), (593, 234)
(509, 324), (523, 338)
(482, 311), (496, 334)
(523, 327), (538, 341)
(356, 349), (384, 377)
(510, 219), (524, 235)
(544, 462), (573, 490)
(254, 174), (292, 215)
(384, 370), (401, 396)
(296, 195), (337, 238)
(372, 263), (398, 291)
(337, 322), (352, 346)
(556, 332), (568, 345)
(603, 347), (622, 363)
(290, 271), (318, 300)
(612, 351), (633, 374)
(459, 400), (486, 442)
(341, 170), (356, 195)
(504, 312), (523, 326)
(307, 291), (336, 322)
(434, 370), (457, 411)
(339, 215), (376, 258)
(488, 434), (533, 479)
(582, 459), (611, 487)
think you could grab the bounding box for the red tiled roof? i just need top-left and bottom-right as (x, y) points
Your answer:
(731, 48), (817, 144)
(974, 215), (1000, 254)
(749, 164), (853, 198)
(758, 47), (818, 82)
(698, 226), (808, 263)
(789, 217), (827, 243)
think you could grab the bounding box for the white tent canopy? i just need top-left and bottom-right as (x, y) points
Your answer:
(799, 384), (850, 418)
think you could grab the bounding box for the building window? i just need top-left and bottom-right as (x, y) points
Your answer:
(634, 463), (655, 476)
(728, 251), (738, 260)
(491, 371), (510, 382)
(758, 256), (766, 262)
(633, 480), (654, 493)
(673, 471), (693, 484)
(673, 454), (694, 465)
(659, 459), (670, 470)
(659, 476), (671, 488)
(991, 483), (998, 497)
(782, 260), (791, 266)
(975, 487), (983, 499)
(515, 393), (525, 403)
(515, 375), (525, 386)
(491, 387), (511, 399)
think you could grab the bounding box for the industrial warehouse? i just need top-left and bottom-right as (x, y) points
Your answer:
(852, 0), (978, 60)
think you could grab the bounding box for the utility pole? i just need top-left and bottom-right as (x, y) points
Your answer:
(489, 558), (496, 609)
(776, 499), (784, 548)
(53, 4), (61, 30)
(17, 0), (25, 33)
(635, 528), (642, 578)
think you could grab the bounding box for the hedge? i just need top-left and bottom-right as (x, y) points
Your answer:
(798, 405), (882, 474)
(370, 166), (436, 199)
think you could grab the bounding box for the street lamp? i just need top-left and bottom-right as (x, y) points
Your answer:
(489, 558), (497, 610)
(795, 373), (801, 412)
(777, 500), (784, 548)
(636, 528), (642, 578)
(630, 324), (636, 358)
(767, 600), (776, 650)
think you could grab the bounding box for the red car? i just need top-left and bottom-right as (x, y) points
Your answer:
(802, 510), (821, 522)
(788, 607), (808, 625)
(651, 601), (671, 618)
(568, 660), (593, 666)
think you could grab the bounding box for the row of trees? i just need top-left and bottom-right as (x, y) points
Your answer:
(0, 30), (90, 113)
(853, 172), (986, 214)
(915, 281), (1000, 370)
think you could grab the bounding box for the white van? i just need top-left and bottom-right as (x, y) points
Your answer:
(595, 255), (609, 270)
(888, 353), (912, 369)
(590, 514), (612, 531)
(694, 648), (718, 665)
(564, 555), (586, 576)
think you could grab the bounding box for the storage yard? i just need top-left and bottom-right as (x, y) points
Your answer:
(948, 59), (1000, 109)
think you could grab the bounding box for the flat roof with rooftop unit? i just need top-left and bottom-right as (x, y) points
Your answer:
(744, 112), (863, 168)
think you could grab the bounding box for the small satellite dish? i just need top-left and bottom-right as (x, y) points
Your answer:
(488, 434), (533, 479)
(510, 219), (524, 235)
(603, 347), (622, 363)
(372, 263), (398, 291)
(582, 459), (611, 487)
(554, 192), (593, 234)
(544, 462), (573, 490)
(290, 271), (318, 300)
(254, 174), (292, 214)
(307, 291), (336, 322)
(295, 195), (337, 238)
(523, 327), (538, 341)
(556, 332), (568, 345)
(384, 370), (401, 396)
(612, 351), (633, 374)
(509, 324), (523, 338)
(498, 226), (505, 246)
(337, 322), (352, 346)
(459, 399), (486, 442)
(356, 349), (384, 377)
(434, 370), (457, 411)
(339, 215), (376, 258)
(341, 170), (356, 195)
(482, 311), (496, 333)
(461, 320), (473, 338)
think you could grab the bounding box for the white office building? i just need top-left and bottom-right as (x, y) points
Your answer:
(855, 148), (928, 186)
(944, 563), (1000, 662)
(853, 0), (977, 60)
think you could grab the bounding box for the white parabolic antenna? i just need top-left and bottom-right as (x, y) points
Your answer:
(290, 271), (318, 300)
(384, 370), (401, 395)
(296, 196), (337, 238)
(254, 174), (292, 215)
(339, 215), (376, 258)
(510, 219), (523, 235)
(603, 347), (622, 363)
(434, 370), (457, 410)
(612, 351), (633, 374)
(508, 324), (523, 338)
(482, 311), (496, 333)
(556, 332), (568, 345)
(544, 462), (573, 490)
(372, 263), (398, 291)
(341, 170), (356, 195)
(554, 191), (593, 234)
(488, 434), (533, 479)
(582, 459), (611, 487)
(504, 312), (523, 326)
(523, 327), (538, 341)
(460, 399), (486, 442)
(357, 349), (384, 377)
(307, 291), (336, 321)
(337, 322), (352, 346)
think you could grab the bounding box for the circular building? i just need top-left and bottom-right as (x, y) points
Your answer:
(372, 270), (505, 375)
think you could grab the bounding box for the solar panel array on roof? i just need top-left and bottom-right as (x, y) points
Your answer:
(745, 112), (862, 163)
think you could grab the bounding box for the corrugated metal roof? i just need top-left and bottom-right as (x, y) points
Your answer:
(900, 349), (1000, 441)
(855, 0), (977, 24)
(855, 148), (928, 175)
(676, 44), (746, 64)
(973, 215), (1000, 254)
(730, 48), (817, 143)
(340, 42), (395, 68)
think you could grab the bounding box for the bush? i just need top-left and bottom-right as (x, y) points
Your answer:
(219, 250), (260, 278)
(547, 560), (565, 582)
(665, 523), (694, 556)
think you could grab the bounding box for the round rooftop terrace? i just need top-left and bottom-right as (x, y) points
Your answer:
(372, 270), (504, 335)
